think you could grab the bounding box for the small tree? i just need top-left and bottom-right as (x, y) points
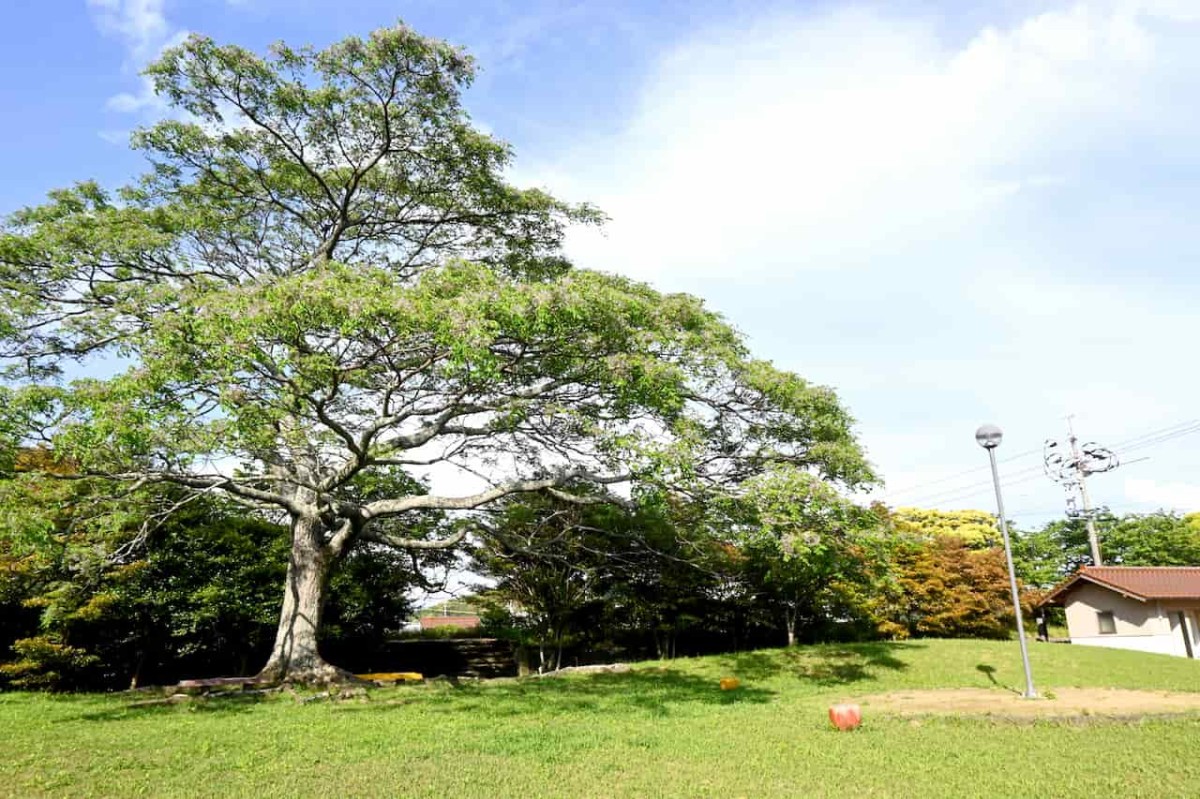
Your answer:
(471, 497), (600, 672)
(733, 467), (886, 646)
(596, 499), (729, 660)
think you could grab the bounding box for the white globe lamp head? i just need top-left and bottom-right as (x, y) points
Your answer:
(975, 424), (1003, 450)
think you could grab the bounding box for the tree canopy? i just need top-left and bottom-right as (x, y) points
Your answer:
(891, 507), (998, 547)
(732, 466), (888, 645)
(1014, 510), (1200, 588)
(0, 23), (871, 683)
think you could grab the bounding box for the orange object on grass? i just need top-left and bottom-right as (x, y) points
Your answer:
(719, 677), (740, 690)
(829, 702), (862, 731)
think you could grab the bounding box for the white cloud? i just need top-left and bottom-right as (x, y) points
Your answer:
(87, 0), (171, 62)
(514, 1), (1200, 518)
(88, 0), (188, 116)
(105, 75), (167, 115)
(1125, 478), (1200, 511)
(531, 2), (1192, 284)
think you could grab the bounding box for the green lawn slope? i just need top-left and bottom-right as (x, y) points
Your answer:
(3, 639), (1199, 798)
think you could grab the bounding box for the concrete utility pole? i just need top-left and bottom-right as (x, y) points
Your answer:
(1066, 419), (1103, 566)
(1043, 416), (1120, 567)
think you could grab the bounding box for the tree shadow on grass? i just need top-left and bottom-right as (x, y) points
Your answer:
(360, 669), (776, 719)
(719, 642), (922, 687)
(62, 691), (272, 723)
(64, 669), (775, 723)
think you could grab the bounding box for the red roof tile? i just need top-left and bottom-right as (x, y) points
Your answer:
(1043, 566), (1200, 604)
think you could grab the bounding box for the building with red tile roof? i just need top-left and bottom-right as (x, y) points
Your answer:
(1042, 567), (1200, 659)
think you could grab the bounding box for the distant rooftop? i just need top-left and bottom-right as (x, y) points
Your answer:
(1044, 566), (1200, 605)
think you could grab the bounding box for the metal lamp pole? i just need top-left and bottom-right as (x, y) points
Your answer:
(976, 424), (1037, 699)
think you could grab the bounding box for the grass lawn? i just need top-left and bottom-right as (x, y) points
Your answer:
(3, 639), (1200, 798)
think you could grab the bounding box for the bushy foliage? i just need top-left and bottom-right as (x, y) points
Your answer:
(891, 507), (999, 548)
(0, 483), (426, 690)
(873, 536), (1014, 640)
(0, 636), (98, 689)
(0, 494), (290, 690)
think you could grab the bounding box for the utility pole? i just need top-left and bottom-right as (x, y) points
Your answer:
(1066, 418), (1102, 566)
(1044, 416), (1119, 567)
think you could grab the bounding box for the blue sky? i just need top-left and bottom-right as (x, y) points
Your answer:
(3, 0), (1199, 526)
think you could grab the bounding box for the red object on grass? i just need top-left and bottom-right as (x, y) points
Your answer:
(829, 703), (862, 731)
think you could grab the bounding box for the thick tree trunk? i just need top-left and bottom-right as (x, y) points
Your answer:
(257, 516), (350, 685)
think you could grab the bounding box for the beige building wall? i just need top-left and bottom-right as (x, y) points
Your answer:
(1064, 582), (1200, 658)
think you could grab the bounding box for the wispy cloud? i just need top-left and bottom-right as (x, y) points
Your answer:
(87, 0), (188, 120)
(96, 129), (131, 145)
(87, 0), (171, 62)
(535, 2), (1192, 283)
(517, 1), (1200, 518)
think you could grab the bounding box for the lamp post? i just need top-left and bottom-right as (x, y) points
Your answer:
(976, 424), (1037, 699)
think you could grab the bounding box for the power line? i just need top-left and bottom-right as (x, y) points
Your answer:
(1040, 416), (1200, 565)
(877, 416), (1200, 511)
(879, 446), (1042, 504)
(1108, 419), (1200, 451)
(890, 462), (1044, 507)
(1006, 501), (1181, 519)
(1043, 416), (1121, 564)
(904, 470), (1046, 509)
(1113, 422), (1200, 456)
(1003, 421), (1199, 521)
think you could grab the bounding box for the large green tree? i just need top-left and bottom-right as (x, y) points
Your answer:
(0, 24), (870, 683)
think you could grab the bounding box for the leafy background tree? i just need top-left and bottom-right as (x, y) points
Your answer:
(1014, 509), (1200, 588)
(470, 492), (726, 671)
(891, 507), (999, 548)
(0, 490), (287, 689)
(732, 467), (889, 646)
(872, 536), (1015, 640)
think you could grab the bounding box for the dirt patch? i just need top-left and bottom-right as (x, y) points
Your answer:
(855, 688), (1200, 718)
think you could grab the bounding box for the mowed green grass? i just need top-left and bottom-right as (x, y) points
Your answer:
(3, 640), (1200, 798)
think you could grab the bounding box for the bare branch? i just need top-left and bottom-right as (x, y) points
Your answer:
(360, 525), (468, 551)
